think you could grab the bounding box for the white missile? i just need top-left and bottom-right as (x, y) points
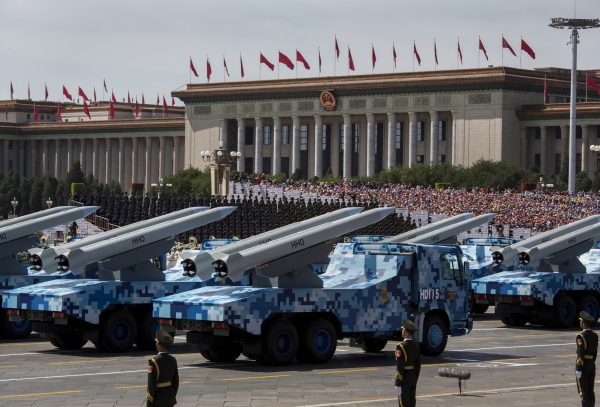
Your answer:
(493, 215), (600, 264)
(31, 206), (209, 272)
(0, 206), (75, 228)
(185, 207), (365, 280)
(55, 206), (236, 273)
(215, 207), (395, 282)
(404, 213), (497, 245)
(381, 213), (474, 243)
(518, 222), (600, 266)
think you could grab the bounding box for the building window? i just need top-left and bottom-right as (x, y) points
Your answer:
(322, 124), (327, 151)
(416, 154), (424, 163)
(417, 121), (425, 141)
(26, 113), (30, 119)
(576, 126), (582, 139)
(438, 120), (447, 141)
(554, 153), (561, 174)
(352, 123), (360, 153)
(395, 122), (403, 149)
(263, 125), (272, 145)
(554, 127), (561, 140)
(282, 125), (290, 145)
(300, 124), (308, 151)
(439, 154), (446, 163)
(339, 125), (344, 152)
(244, 126), (253, 145)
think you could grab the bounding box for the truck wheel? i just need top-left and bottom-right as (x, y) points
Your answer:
(297, 319), (337, 363)
(206, 344), (242, 362)
(135, 312), (160, 350)
(421, 315), (448, 356)
(50, 333), (87, 350)
(100, 310), (137, 352)
(554, 295), (577, 328)
(472, 304), (489, 315)
(0, 312), (32, 339)
(578, 295), (600, 320)
(360, 337), (388, 353)
(261, 320), (299, 366)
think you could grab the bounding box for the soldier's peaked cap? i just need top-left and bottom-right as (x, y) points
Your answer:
(156, 329), (174, 346)
(402, 319), (418, 332)
(580, 311), (597, 323)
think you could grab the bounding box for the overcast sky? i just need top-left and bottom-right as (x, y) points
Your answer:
(1, 0), (599, 104)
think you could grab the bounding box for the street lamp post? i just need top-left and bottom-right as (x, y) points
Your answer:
(150, 178), (173, 200)
(10, 197), (18, 218)
(200, 141), (241, 196)
(45, 197), (53, 209)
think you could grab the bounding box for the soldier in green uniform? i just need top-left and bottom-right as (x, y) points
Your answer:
(577, 311), (598, 407)
(147, 330), (179, 407)
(395, 319), (421, 407)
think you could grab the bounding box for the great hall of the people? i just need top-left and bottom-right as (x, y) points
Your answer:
(1, 67), (599, 191)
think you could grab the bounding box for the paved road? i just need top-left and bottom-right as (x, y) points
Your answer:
(0, 313), (588, 406)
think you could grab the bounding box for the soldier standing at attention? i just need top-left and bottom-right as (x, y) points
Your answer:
(147, 330), (179, 407)
(395, 319), (421, 407)
(577, 311), (598, 407)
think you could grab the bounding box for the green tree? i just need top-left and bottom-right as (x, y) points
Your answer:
(28, 178), (44, 212)
(65, 161), (85, 187)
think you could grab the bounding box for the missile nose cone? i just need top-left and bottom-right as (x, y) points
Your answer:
(218, 206), (237, 217)
(343, 207), (365, 216)
(370, 207), (396, 220)
(79, 206), (100, 217)
(478, 213), (497, 221)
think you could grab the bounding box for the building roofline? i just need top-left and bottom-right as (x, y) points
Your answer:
(0, 118), (184, 136)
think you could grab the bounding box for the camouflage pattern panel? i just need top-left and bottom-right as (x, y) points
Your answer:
(0, 270), (80, 294)
(350, 235), (388, 243)
(2, 278), (207, 324)
(460, 244), (505, 281)
(463, 237), (519, 246)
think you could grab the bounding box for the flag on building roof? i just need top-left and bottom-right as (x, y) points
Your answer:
(260, 52), (275, 71)
(156, 94), (160, 105)
(83, 100), (91, 119)
(502, 36), (517, 57)
(93, 88), (97, 103)
(318, 48), (322, 73)
(45, 83), (49, 101)
(190, 57), (199, 77)
(434, 40), (439, 66)
(479, 37), (489, 61)
(57, 103), (62, 121)
(78, 87), (89, 102)
(458, 38), (463, 65)
(109, 99), (115, 119)
(63, 85), (73, 101)
(127, 91), (131, 104)
(296, 50), (310, 70)
(111, 91), (116, 103)
(587, 75), (600, 96)
(348, 47), (355, 71)
(33, 103), (38, 122)
(278, 51), (294, 70)
(413, 42), (421, 66)
(335, 35), (340, 60)
(103, 79), (108, 93)
(521, 38), (536, 59)
(162, 95), (169, 113)
(371, 44), (376, 70)
(207, 57), (212, 81)
(10, 81), (14, 100)
(240, 53), (245, 78)
(393, 43), (397, 69)
(135, 100), (140, 118)
(142, 93), (145, 105)
(171, 96), (175, 106)
(223, 56), (230, 77)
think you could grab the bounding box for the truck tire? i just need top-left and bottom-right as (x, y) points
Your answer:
(204, 344), (242, 362)
(421, 315), (448, 356)
(100, 310), (137, 352)
(360, 338), (388, 353)
(261, 320), (299, 366)
(297, 319), (337, 364)
(472, 304), (489, 315)
(0, 312), (32, 339)
(200, 349), (215, 361)
(50, 333), (87, 350)
(578, 295), (600, 320)
(135, 312), (160, 350)
(554, 295), (577, 328)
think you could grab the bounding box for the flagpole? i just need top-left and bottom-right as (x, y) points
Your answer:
(295, 49), (298, 79)
(347, 46), (349, 76)
(223, 54), (226, 82)
(412, 41), (415, 72)
(318, 47), (321, 78)
(501, 34), (504, 67)
(334, 36), (337, 77)
(277, 50), (280, 80)
(519, 37), (523, 68)
(434, 39), (437, 71)
(207, 55), (210, 83)
(457, 37), (459, 69)
(259, 52), (262, 80)
(371, 43), (374, 75)
(393, 42), (395, 72)
(478, 36), (481, 68)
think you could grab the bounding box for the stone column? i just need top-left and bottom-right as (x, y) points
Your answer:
(31, 140), (37, 177)
(582, 125), (590, 175)
(272, 117), (281, 175)
(314, 115), (323, 178)
(158, 136), (165, 181)
(366, 113), (375, 177)
(408, 112), (417, 168)
(145, 137), (152, 191)
(105, 138), (113, 183)
(131, 137), (139, 185)
(67, 138), (74, 172)
(54, 140), (61, 178)
(291, 115), (300, 174)
(42, 139), (49, 176)
(79, 139), (85, 171)
(560, 125), (569, 156)
(520, 127), (528, 169)
(119, 138), (126, 188)
(172, 136), (180, 175)
(540, 126), (548, 175)
(429, 111), (439, 166)
(18, 141), (24, 176)
(92, 138), (99, 180)
(343, 114), (351, 179)
(387, 112), (396, 169)
(3, 139), (9, 173)
(254, 117), (263, 174)
(450, 110), (457, 166)
(236, 118), (245, 173)
(220, 119), (228, 148)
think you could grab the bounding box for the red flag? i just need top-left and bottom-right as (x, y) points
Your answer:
(223, 57), (230, 77)
(521, 38), (536, 59)
(33, 103), (38, 122)
(543, 76), (549, 103)
(434, 40), (439, 66)
(296, 50), (310, 70)
(57, 103), (62, 121)
(93, 88), (97, 103)
(479, 38), (489, 61)
(335, 36), (340, 60)
(162, 95), (169, 113)
(171, 96), (175, 107)
(458, 39), (463, 65)
(371, 44), (377, 70)
(127, 91), (131, 104)
(189, 57), (199, 77)
(44, 83), (49, 101)
(62, 85), (72, 101)
(78, 87), (89, 102)
(413, 43), (421, 66)
(109, 100), (115, 119)
(111, 91), (116, 103)
(393, 43), (397, 69)
(348, 47), (355, 71)
(318, 49), (322, 73)
(83, 100), (91, 119)
(240, 54), (245, 78)
(278, 51), (294, 70)
(502, 36), (517, 57)
(135, 100), (140, 118)
(156, 94), (160, 105)
(260, 53), (275, 71)
(207, 58), (212, 81)
(587, 75), (600, 96)
(10, 81), (14, 100)
(103, 79), (108, 93)
(142, 93), (145, 105)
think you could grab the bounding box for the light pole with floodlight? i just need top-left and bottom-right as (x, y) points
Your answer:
(200, 141), (241, 196)
(10, 197), (18, 218)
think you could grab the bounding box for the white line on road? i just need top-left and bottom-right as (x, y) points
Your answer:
(0, 353), (39, 358)
(447, 342), (572, 352)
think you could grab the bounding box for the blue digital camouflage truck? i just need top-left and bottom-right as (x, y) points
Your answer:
(154, 221), (473, 366)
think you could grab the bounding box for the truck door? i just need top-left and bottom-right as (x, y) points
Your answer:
(440, 252), (467, 317)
